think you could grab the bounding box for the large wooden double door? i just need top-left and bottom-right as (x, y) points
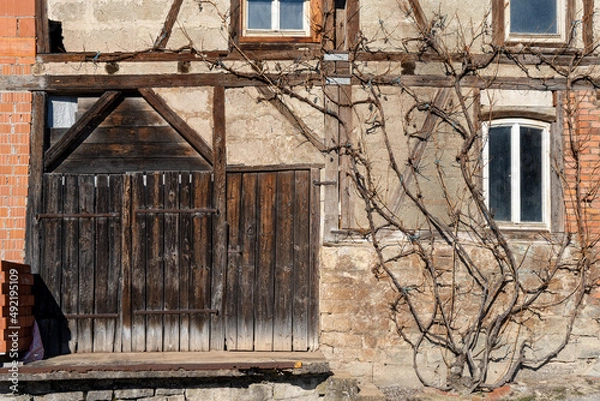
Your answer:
(36, 169), (318, 354)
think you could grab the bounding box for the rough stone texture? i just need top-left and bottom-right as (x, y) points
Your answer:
(113, 388), (154, 399)
(85, 390), (114, 401)
(34, 392), (84, 401)
(155, 389), (185, 396)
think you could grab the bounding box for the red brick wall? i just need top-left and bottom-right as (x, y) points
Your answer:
(562, 90), (600, 240)
(0, 0), (35, 262)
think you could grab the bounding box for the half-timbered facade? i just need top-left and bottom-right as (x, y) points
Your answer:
(2, 0), (600, 391)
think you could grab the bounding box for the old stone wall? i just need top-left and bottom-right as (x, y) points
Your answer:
(319, 239), (600, 388)
(0, 0), (35, 262)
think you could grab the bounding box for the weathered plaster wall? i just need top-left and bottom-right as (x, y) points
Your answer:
(47, 0), (229, 53)
(0, 0), (35, 263)
(226, 87), (324, 166)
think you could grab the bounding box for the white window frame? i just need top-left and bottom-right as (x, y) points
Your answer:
(243, 0), (311, 37)
(482, 119), (551, 229)
(505, 0), (567, 44)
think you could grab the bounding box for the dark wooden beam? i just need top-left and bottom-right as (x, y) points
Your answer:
(406, 0), (428, 33)
(43, 91), (124, 172)
(491, 0), (504, 47)
(211, 86), (227, 350)
(25, 92), (47, 271)
(583, 0), (594, 52)
(153, 0), (184, 49)
(35, 0), (49, 53)
(139, 88), (214, 166)
(2, 71), (600, 92)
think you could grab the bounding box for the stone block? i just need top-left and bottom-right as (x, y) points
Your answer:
(185, 387), (234, 401)
(114, 389), (154, 399)
(86, 390), (114, 401)
(272, 382), (320, 400)
(35, 392), (84, 401)
(155, 389), (184, 396)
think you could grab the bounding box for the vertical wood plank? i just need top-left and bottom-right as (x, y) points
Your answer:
(308, 168), (321, 351)
(225, 173), (242, 350)
(273, 171), (295, 351)
(121, 174), (133, 352)
(62, 175), (79, 353)
(190, 172), (212, 351)
(94, 175), (110, 352)
(211, 86), (227, 350)
(254, 172), (277, 351)
(145, 172), (164, 352)
(238, 173), (257, 350)
(109, 175), (123, 352)
(339, 85), (355, 229)
(131, 173), (146, 352)
(39, 174), (63, 356)
(77, 175), (95, 353)
(292, 170), (310, 351)
(323, 86), (339, 242)
(583, 0), (594, 52)
(491, 0), (504, 47)
(163, 172), (180, 351)
(178, 172), (192, 351)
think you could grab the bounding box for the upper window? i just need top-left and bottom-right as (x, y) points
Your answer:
(483, 120), (551, 228)
(505, 0), (568, 44)
(240, 0), (321, 42)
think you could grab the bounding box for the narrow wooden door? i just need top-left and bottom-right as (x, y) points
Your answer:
(225, 169), (319, 351)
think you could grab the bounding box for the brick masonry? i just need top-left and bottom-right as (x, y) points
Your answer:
(0, 0), (34, 263)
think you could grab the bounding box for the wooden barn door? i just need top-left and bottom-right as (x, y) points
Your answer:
(224, 169), (319, 351)
(37, 171), (215, 353)
(128, 171), (214, 352)
(37, 174), (124, 355)
(37, 168), (318, 354)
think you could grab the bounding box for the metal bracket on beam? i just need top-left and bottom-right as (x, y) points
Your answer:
(323, 53), (349, 61)
(325, 77), (351, 85)
(313, 180), (337, 186)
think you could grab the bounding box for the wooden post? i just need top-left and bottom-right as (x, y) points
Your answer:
(211, 86), (227, 350)
(25, 92), (46, 272)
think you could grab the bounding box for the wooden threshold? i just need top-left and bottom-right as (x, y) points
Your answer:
(0, 351), (330, 381)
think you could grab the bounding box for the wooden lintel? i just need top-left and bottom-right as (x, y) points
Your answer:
(2, 72), (600, 93)
(44, 91), (124, 172)
(139, 88), (214, 166)
(153, 0), (184, 49)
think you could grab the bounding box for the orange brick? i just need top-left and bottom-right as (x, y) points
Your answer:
(0, 17), (17, 37)
(0, 0), (35, 17)
(17, 17), (35, 37)
(0, 37), (35, 57)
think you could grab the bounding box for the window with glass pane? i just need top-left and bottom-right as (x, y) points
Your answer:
(510, 0), (558, 34)
(246, 0), (307, 32)
(488, 126), (512, 221)
(486, 121), (548, 226)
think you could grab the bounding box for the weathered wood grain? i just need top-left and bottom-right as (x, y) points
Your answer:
(273, 171), (295, 351)
(255, 172), (277, 351)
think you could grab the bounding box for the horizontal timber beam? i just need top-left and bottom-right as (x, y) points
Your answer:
(1, 73), (600, 92)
